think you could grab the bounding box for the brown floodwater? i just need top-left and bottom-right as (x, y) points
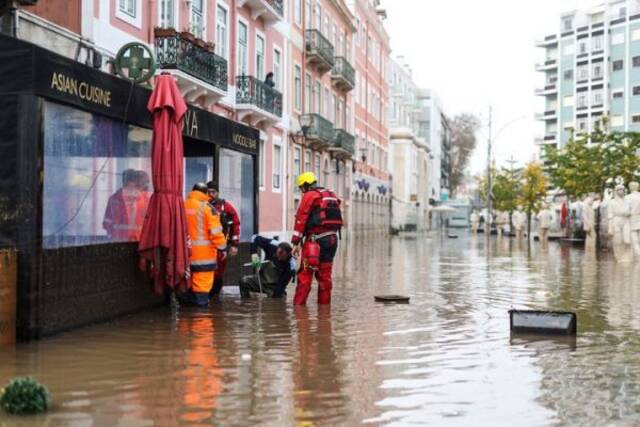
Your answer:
(2, 233), (640, 426)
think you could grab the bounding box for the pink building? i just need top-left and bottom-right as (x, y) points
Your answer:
(285, 0), (357, 232)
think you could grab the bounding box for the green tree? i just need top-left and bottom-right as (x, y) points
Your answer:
(519, 162), (548, 240)
(492, 169), (521, 213)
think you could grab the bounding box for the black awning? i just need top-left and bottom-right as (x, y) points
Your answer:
(0, 34), (259, 156)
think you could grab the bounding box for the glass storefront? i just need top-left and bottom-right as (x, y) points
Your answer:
(219, 148), (255, 242)
(43, 102), (153, 249)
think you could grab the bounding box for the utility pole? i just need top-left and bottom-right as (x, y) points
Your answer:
(486, 106), (492, 236)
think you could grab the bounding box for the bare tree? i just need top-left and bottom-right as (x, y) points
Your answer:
(448, 113), (481, 194)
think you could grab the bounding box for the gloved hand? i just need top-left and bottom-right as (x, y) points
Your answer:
(251, 253), (261, 269)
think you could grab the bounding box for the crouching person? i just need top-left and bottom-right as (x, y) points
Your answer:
(240, 235), (296, 298)
(181, 183), (227, 307)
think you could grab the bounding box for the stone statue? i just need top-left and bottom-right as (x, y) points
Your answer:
(582, 195), (596, 253)
(608, 184), (632, 262)
(512, 206), (527, 241)
(625, 181), (640, 258)
(537, 205), (554, 247)
(470, 210), (479, 234)
(495, 210), (509, 237)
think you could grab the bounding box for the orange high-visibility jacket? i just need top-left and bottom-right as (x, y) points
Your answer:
(185, 191), (227, 272)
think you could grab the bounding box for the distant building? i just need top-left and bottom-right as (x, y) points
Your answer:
(388, 58), (430, 232)
(536, 0), (640, 156)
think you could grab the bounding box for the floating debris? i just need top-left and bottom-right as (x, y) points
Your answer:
(509, 310), (577, 335)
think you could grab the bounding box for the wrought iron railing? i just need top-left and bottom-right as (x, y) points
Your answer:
(301, 113), (334, 143)
(154, 31), (228, 92)
(265, 0), (284, 17)
(332, 57), (355, 89)
(236, 76), (283, 117)
(332, 129), (355, 155)
(305, 29), (335, 67)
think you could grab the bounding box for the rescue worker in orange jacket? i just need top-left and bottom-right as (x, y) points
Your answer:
(206, 181), (241, 299)
(291, 172), (342, 305)
(103, 169), (150, 242)
(183, 183), (227, 307)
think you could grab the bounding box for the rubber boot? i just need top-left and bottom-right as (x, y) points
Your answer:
(294, 265), (314, 305)
(317, 262), (333, 305)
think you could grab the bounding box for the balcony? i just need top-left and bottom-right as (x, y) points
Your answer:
(535, 136), (557, 145)
(536, 35), (558, 47)
(154, 29), (227, 106)
(235, 75), (282, 126)
(535, 84), (558, 96)
(535, 59), (558, 71)
(300, 113), (334, 150)
(535, 110), (558, 121)
(236, 0), (283, 23)
(331, 57), (355, 92)
(305, 30), (335, 74)
(330, 129), (355, 159)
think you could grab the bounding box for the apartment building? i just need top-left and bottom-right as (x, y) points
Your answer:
(388, 58), (430, 232)
(348, 0), (391, 233)
(536, 0), (640, 154)
(285, 0), (357, 234)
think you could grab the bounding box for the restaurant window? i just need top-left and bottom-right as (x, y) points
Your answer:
(293, 148), (301, 193)
(42, 102), (152, 249)
(219, 148), (255, 242)
(184, 157), (214, 197)
(216, 5), (228, 59)
(256, 34), (265, 80)
(272, 143), (282, 191)
(237, 21), (248, 76)
(191, 0), (204, 38)
(159, 0), (174, 28)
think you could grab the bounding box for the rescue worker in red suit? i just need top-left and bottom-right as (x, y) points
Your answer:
(206, 181), (241, 299)
(291, 172), (342, 305)
(103, 169), (150, 242)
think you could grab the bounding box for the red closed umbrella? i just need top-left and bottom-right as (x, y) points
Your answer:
(138, 74), (190, 294)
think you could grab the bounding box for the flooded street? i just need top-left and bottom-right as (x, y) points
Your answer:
(3, 233), (640, 426)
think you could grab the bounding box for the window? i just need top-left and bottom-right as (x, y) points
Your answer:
(564, 70), (573, 80)
(191, 0), (204, 38)
(273, 49), (282, 90)
(216, 5), (228, 59)
(577, 93), (587, 108)
(634, 56), (640, 67)
(577, 117), (588, 132)
(633, 115), (640, 124)
(305, 0), (312, 28)
(563, 43), (575, 56)
(219, 148), (255, 242)
(256, 35), (265, 79)
(634, 29), (640, 41)
(237, 21), (248, 76)
(336, 99), (342, 128)
(592, 36), (603, 52)
(42, 102), (152, 249)
(159, 0), (174, 27)
(323, 87), (329, 118)
(323, 159), (330, 187)
(258, 139), (265, 188)
(613, 90), (624, 99)
(613, 60), (624, 71)
(305, 73), (312, 112)
(592, 89), (603, 106)
(272, 143), (282, 191)
(294, 65), (302, 111)
(634, 86), (640, 96)
(293, 148), (301, 193)
(119, 0), (136, 17)
(315, 3), (321, 30)
(592, 63), (603, 79)
(578, 40), (587, 55)
(304, 150), (312, 173)
(563, 16), (573, 31)
(294, 0), (302, 26)
(577, 64), (589, 81)
(332, 94), (337, 123)
(314, 154), (321, 180)
(315, 81), (321, 114)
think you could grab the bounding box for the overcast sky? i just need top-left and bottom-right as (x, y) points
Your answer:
(383, 0), (601, 175)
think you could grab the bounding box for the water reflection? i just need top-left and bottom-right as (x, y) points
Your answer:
(3, 232), (640, 425)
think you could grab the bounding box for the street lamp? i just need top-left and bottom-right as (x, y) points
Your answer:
(299, 114), (312, 138)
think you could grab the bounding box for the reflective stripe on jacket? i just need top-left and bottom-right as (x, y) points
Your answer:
(185, 191), (227, 272)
